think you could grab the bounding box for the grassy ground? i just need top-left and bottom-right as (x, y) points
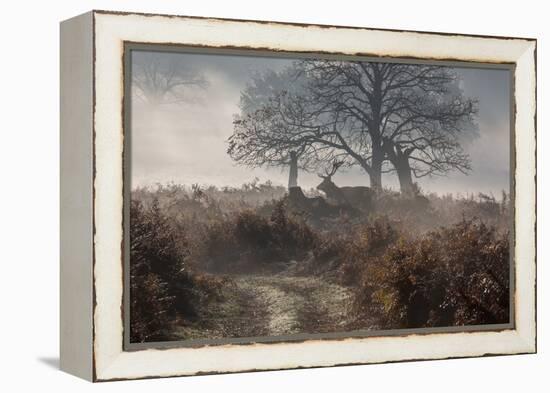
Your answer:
(130, 182), (511, 343)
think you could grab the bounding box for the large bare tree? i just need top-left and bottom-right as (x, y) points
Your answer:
(229, 60), (477, 194)
(229, 63), (373, 189)
(299, 60), (477, 192)
(229, 66), (346, 188)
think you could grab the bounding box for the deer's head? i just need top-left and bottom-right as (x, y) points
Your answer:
(316, 160), (344, 194)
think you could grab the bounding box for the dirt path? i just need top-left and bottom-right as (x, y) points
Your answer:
(235, 275), (353, 336)
(173, 273), (354, 340)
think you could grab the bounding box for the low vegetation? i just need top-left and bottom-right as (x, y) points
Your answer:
(129, 199), (225, 342)
(130, 181), (511, 342)
(349, 219), (509, 329)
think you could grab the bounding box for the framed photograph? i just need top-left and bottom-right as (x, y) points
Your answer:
(60, 10), (537, 381)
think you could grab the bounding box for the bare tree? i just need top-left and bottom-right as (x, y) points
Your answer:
(132, 51), (208, 106)
(381, 90), (476, 194)
(299, 60), (477, 192)
(229, 60), (477, 194)
(230, 63), (373, 189)
(229, 88), (358, 189)
(229, 66), (346, 189)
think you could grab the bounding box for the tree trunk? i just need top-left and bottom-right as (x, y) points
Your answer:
(381, 138), (415, 196)
(288, 151), (298, 189)
(370, 148), (384, 191)
(395, 157), (414, 196)
(370, 72), (384, 192)
(370, 163), (382, 191)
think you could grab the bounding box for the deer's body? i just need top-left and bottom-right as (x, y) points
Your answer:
(340, 186), (374, 207)
(316, 161), (374, 211)
(287, 186), (351, 217)
(317, 181), (374, 210)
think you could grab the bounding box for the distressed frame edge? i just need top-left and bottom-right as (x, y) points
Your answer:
(90, 11), (537, 381)
(512, 40), (537, 354)
(59, 11), (95, 381)
(92, 8), (538, 42)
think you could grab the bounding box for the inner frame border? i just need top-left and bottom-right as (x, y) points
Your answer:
(121, 42), (517, 352)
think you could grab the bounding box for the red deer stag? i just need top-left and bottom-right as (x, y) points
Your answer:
(317, 160), (374, 211)
(287, 186), (349, 217)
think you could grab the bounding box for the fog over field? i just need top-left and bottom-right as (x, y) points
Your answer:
(130, 51), (510, 197)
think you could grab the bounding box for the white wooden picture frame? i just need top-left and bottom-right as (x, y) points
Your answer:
(60, 10), (536, 381)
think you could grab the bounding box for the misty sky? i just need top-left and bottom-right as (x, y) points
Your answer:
(130, 50), (511, 197)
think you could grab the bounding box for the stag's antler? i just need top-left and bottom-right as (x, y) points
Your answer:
(318, 159), (345, 179)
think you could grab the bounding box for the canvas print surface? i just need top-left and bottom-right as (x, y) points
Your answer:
(126, 48), (512, 345)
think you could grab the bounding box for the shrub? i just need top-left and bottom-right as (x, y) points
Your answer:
(353, 219), (510, 329)
(130, 272), (174, 343)
(336, 217), (399, 285)
(268, 201), (317, 260)
(129, 199), (220, 342)
(190, 200), (317, 272)
(192, 219), (240, 271)
(313, 236), (348, 263)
